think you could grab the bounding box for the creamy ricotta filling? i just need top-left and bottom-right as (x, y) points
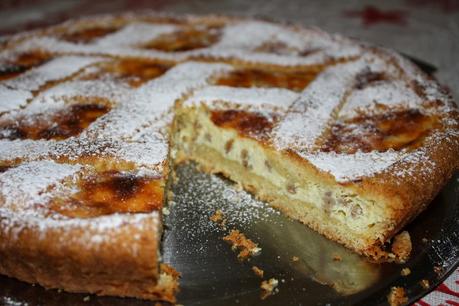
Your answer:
(177, 108), (389, 235)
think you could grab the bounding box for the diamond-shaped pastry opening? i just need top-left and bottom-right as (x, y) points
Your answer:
(210, 109), (279, 142)
(0, 51), (52, 81)
(49, 170), (164, 218)
(80, 59), (171, 87)
(141, 26), (222, 52)
(353, 69), (388, 90)
(60, 26), (121, 43)
(321, 108), (440, 154)
(215, 67), (322, 92)
(0, 165), (12, 173)
(254, 41), (320, 57)
(0, 100), (110, 141)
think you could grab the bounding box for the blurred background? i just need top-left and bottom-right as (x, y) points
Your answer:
(1, 0), (458, 100)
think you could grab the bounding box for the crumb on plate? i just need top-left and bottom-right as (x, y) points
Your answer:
(420, 279), (430, 289)
(223, 229), (261, 260)
(400, 267), (411, 276)
(387, 286), (408, 306)
(391, 231), (412, 263)
(210, 209), (224, 224)
(252, 266), (264, 278)
(433, 266), (443, 276)
(332, 254), (342, 261)
(260, 278), (279, 300)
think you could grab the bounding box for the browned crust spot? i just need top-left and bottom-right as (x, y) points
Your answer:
(322, 109), (440, 154)
(0, 102), (111, 141)
(82, 59), (171, 87)
(210, 109), (277, 142)
(215, 67), (321, 92)
(50, 171), (164, 218)
(60, 26), (120, 43)
(142, 26), (222, 52)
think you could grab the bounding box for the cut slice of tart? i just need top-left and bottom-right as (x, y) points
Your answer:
(0, 160), (178, 301)
(172, 54), (459, 260)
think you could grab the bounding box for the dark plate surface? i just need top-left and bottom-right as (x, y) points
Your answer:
(0, 163), (458, 306)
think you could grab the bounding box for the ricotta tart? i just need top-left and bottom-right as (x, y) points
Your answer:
(0, 12), (457, 301)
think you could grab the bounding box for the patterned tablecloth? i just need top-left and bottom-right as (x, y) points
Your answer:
(0, 0), (458, 305)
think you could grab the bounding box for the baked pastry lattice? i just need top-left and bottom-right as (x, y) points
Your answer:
(0, 12), (458, 301)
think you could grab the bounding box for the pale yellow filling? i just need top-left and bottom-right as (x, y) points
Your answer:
(172, 105), (391, 249)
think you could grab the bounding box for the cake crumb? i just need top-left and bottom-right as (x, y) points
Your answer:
(83, 296), (90, 302)
(387, 286), (408, 306)
(292, 256), (299, 262)
(223, 229), (261, 260)
(252, 266), (264, 278)
(260, 278), (279, 300)
(420, 279), (430, 289)
(158, 263), (180, 303)
(421, 237), (428, 243)
(391, 231), (412, 263)
(400, 267), (411, 276)
(160, 263), (181, 279)
(210, 209), (226, 229)
(210, 209), (224, 224)
(167, 190), (174, 201)
(332, 254), (342, 261)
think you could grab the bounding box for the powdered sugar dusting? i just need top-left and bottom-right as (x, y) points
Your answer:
(185, 85), (298, 110)
(213, 21), (308, 51)
(164, 163), (279, 255)
(339, 80), (422, 118)
(2, 56), (104, 91)
(274, 57), (379, 150)
(8, 19), (362, 67)
(0, 86), (32, 113)
(0, 160), (80, 210)
(0, 13), (457, 254)
(94, 22), (177, 48)
(303, 150), (402, 183)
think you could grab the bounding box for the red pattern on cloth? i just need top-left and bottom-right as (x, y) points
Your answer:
(405, 0), (459, 13)
(344, 5), (408, 27)
(414, 269), (459, 306)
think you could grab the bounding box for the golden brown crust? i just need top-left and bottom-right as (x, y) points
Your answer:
(0, 214), (179, 302)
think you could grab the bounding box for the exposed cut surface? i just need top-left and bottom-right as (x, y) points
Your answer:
(0, 12), (458, 303)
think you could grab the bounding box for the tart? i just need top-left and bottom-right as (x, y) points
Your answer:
(0, 12), (458, 301)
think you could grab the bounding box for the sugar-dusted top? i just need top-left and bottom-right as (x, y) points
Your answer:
(0, 13), (458, 242)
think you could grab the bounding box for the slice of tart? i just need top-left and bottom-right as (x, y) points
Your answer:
(172, 53), (459, 260)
